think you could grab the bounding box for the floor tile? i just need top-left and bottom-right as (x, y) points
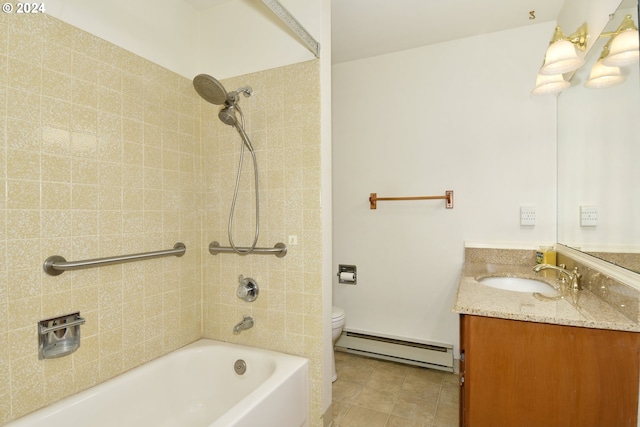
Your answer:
(386, 415), (427, 427)
(340, 405), (389, 427)
(433, 401), (459, 427)
(391, 395), (436, 424)
(353, 386), (396, 413)
(332, 351), (459, 427)
(333, 379), (363, 402)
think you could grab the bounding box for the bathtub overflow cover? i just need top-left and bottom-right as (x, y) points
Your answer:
(234, 359), (247, 375)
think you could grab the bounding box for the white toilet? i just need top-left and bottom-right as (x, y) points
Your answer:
(331, 306), (346, 382)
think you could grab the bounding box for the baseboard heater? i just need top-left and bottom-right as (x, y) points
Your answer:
(336, 329), (454, 372)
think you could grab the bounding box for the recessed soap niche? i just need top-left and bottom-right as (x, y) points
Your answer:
(38, 312), (86, 360)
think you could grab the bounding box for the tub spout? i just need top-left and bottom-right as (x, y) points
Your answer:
(234, 315), (254, 334)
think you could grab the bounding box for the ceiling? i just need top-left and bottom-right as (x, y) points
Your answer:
(183, 0), (565, 64)
(331, 0), (563, 64)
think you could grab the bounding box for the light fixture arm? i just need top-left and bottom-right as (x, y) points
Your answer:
(597, 39), (614, 61)
(549, 23), (589, 51)
(600, 14), (638, 38)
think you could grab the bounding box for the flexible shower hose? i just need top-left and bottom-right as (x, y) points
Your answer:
(227, 110), (259, 254)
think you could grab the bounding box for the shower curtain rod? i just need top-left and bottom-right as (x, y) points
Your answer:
(260, 0), (320, 57)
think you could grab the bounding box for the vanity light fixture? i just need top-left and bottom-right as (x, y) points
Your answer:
(601, 14), (639, 67)
(585, 43), (626, 88)
(531, 72), (570, 95)
(539, 23), (588, 76)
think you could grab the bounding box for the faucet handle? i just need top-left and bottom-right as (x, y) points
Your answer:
(571, 267), (582, 290)
(237, 276), (259, 302)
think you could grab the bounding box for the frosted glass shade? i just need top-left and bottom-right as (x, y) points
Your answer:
(540, 40), (585, 75)
(602, 30), (640, 67)
(531, 73), (570, 95)
(585, 60), (626, 88)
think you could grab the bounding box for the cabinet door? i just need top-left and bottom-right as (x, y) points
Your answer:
(461, 315), (640, 427)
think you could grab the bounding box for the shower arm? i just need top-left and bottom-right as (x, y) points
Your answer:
(227, 87), (253, 104)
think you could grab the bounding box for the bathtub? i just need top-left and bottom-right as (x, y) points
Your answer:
(6, 339), (310, 427)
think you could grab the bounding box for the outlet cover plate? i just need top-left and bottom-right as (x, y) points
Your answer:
(580, 206), (598, 227)
(520, 206), (536, 226)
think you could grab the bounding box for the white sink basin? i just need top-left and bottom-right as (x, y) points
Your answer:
(478, 276), (555, 293)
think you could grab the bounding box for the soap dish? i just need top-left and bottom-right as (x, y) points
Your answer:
(38, 312), (85, 360)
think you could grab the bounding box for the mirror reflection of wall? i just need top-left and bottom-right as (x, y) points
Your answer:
(557, 1), (640, 274)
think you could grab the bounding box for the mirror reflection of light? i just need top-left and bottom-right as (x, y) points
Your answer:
(585, 60), (626, 88)
(602, 28), (640, 67)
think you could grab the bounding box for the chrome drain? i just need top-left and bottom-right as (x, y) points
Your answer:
(234, 359), (247, 375)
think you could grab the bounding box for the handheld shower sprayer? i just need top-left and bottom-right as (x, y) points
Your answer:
(218, 104), (254, 152)
(193, 73), (260, 254)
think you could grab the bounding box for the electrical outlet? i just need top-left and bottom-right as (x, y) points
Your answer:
(580, 206), (598, 227)
(287, 235), (298, 245)
(520, 206), (536, 226)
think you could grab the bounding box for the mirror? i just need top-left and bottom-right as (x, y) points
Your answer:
(557, 0), (640, 274)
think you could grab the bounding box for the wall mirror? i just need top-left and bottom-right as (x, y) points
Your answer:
(557, 0), (640, 274)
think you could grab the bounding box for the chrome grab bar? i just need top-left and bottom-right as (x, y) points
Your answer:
(209, 241), (287, 258)
(43, 242), (186, 276)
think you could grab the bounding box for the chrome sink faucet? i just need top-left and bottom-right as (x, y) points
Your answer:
(233, 315), (254, 334)
(533, 263), (582, 291)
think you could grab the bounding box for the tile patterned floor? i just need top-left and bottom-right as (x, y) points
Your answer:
(332, 351), (459, 427)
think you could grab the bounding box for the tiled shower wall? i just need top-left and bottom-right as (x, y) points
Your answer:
(0, 13), (324, 426)
(0, 13), (203, 423)
(203, 61), (323, 424)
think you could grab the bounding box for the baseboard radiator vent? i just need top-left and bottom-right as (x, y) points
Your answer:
(336, 330), (454, 372)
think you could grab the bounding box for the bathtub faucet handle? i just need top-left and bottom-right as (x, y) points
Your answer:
(237, 275), (259, 302)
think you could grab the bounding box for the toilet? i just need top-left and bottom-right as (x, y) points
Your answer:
(331, 306), (346, 382)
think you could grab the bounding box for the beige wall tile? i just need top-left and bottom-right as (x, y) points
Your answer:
(2, 14), (322, 427)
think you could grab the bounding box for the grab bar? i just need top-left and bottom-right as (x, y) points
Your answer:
(209, 241), (287, 258)
(369, 191), (454, 209)
(43, 242), (186, 276)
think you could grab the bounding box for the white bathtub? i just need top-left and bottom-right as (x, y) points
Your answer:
(5, 339), (309, 427)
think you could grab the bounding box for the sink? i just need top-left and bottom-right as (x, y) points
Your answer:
(478, 276), (555, 293)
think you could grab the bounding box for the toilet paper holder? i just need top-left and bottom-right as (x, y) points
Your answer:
(337, 264), (357, 284)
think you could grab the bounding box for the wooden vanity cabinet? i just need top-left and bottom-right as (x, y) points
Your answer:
(459, 314), (640, 427)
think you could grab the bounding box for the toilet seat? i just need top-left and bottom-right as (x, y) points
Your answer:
(332, 306), (345, 323)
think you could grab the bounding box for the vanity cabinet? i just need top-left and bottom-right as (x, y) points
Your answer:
(459, 314), (640, 427)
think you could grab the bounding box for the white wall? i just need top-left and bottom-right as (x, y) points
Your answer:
(332, 22), (558, 356)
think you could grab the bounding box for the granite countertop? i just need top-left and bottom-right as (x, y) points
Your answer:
(452, 263), (640, 332)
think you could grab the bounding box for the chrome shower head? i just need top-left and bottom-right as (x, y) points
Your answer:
(193, 74), (254, 106)
(194, 73), (255, 152)
(193, 74), (229, 105)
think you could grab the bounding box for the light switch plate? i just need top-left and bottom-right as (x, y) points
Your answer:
(520, 206), (536, 226)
